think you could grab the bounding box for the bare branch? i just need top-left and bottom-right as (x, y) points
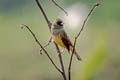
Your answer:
(21, 24), (62, 74)
(51, 0), (68, 16)
(35, 0), (51, 29)
(35, 0), (67, 80)
(68, 2), (100, 80)
(40, 36), (52, 54)
(54, 43), (67, 80)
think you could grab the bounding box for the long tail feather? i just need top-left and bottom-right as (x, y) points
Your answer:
(74, 51), (82, 61)
(70, 46), (82, 61)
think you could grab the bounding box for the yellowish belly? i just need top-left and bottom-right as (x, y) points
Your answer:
(52, 35), (66, 48)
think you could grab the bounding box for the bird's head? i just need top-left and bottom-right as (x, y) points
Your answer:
(53, 18), (64, 29)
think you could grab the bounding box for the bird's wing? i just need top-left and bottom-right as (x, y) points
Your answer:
(60, 31), (73, 52)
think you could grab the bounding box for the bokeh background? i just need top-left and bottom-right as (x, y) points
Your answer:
(0, 0), (120, 80)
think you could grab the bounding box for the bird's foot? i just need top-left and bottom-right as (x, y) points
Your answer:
(58, 49), (64, 56)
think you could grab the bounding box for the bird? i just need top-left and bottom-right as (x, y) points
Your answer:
(51, 18), (81, 61)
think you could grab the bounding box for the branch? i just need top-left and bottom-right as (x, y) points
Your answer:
(51, 0), (68, 16)
(35, 0), (67, 80)
(21, 24), (62, 74)
(54, 43), (67, 80)
(35, 0), (51, 30)
(68, 2), (100, 80)
(40, 36), (52, 54)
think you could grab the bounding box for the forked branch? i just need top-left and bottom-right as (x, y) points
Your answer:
(40, 36), (52, 54)
(22, 0), (100, 80)
(51, 0), (68, 15)
(21, 24), (62, 74)
(68, 2), (100, 80)
(35, 0), (67, 80)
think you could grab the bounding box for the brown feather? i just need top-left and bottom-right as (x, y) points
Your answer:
(60, 31), (72, 52)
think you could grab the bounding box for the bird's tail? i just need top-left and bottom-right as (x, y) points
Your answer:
(74, 51), (82, 61)
(70, 46), (82, 61)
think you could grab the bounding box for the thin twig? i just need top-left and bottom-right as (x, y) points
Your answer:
(35, 0), (51, 30)
(51, 0), (68, 16)
(21, 24), (62, 74)
(35, 0), (67, 80)
(54, 43), (67, 80)
(68, 3), (100, 80)
(40, 36), (52, 54)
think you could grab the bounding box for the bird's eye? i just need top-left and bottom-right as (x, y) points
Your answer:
(57, 21), (63, 26)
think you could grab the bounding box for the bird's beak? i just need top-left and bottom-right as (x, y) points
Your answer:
(61, 22), (64, 25)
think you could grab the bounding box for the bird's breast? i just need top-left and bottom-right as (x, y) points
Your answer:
(52, 34), (66, 48)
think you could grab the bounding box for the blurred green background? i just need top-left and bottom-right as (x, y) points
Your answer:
(0, 0), (120, 80)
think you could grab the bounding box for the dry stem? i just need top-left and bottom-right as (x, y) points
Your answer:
(51, 0), (68, 16)
(22, 0), (100, 80)
(21, 24), (62, 73)
(40, 36), (52, 54)
(68, 2), (100, 80)
(35, 0), (67, 80)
